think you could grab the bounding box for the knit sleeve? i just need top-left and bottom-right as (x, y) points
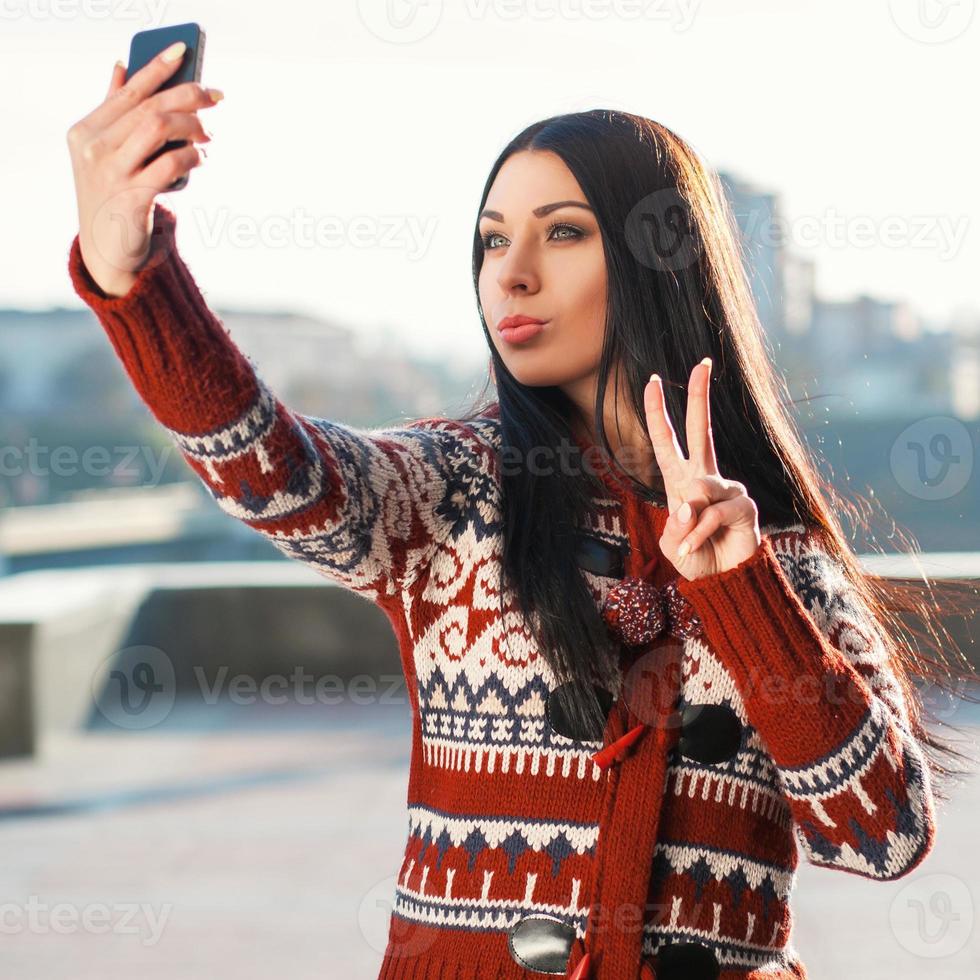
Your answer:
(67, 202), (486, 601)
(675, 523), (937, 882)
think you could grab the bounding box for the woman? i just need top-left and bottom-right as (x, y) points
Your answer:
(66, 46), (978, 980)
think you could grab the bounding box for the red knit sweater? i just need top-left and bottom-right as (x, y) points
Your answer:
(67, 203), (936, 980)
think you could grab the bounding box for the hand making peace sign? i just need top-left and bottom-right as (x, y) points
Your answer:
(644, 356), (762, 581)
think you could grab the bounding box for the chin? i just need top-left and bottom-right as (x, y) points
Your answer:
(504, 363), (572, 387)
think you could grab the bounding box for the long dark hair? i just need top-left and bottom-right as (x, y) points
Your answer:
(453, 109), (978, 802)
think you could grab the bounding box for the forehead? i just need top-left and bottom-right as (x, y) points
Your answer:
(483, 151), (585, 216)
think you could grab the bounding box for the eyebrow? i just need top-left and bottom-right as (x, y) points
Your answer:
(478, 201), (594, 222)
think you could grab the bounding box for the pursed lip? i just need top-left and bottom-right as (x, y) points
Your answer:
(497, 314), (547, 332)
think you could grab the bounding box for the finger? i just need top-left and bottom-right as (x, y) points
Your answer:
(115, 111), (211, 177)
(139, 141), (205, 194)
(644, 373), (686, 498)
(100, 82), (217, 154)
(685, 357), (719, 475)
(676, 496), (750, 557)
(88, 40), (189, 131)
(672, 489), (712, 527)
(106, 60), (126, 100)
(663, 477), (737, 544)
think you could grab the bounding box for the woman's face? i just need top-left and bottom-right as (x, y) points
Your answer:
(478, 150), (607, 388)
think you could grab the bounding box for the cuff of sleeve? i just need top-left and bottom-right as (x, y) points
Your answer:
(69, 202), (179, 313)
(67, 203), (258, 433)
(676, 534), (872, 767)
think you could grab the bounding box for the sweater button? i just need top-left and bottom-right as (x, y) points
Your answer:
(546, 683), (614, 741)
(678, 702), (742, 764)
(507, 914), (576, 974)
(573, 531), (628, 578)
(655, 941), (720, 979)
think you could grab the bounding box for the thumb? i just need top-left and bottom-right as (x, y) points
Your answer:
(106, 59), (126, 99)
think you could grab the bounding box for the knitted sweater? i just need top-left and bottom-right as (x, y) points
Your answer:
(67, 203), (937, 980)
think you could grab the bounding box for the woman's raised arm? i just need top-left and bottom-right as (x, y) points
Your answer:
(65, 56), (491, 601)
(67, 203), (489, 600)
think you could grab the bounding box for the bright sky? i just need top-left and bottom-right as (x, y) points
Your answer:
(6, 0), (979, 372)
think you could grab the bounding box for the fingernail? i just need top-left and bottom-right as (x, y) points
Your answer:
(678, 540), (690, 558)
(678, 501), (691, 522)
(206, 88), (225, 103)
(649, 373), (660, 383)
(161, 40), (187, 63)
(114, 59), (126, 72)
(701, 356), (712, 367)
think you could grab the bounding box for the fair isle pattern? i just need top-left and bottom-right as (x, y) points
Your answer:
(762, 527), (936, 881)
(418, 669), (606, 782)
(768, 527), (914, 733)
(394, 805), (598, 935)
(166, 374), (490, 599)
(68, 204), (936, 980)
(410, 418), (634, 785)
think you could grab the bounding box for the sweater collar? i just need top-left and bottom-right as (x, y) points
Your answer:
(568, 425), (669, 509)
(480, 400), (668, 507)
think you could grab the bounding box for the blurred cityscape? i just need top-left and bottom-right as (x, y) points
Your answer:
(1, 170), (977, 577)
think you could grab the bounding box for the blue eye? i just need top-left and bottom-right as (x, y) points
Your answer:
(480, 220), (584, 251)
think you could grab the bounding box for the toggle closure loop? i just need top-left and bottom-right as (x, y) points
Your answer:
(590, 722), (650, 770)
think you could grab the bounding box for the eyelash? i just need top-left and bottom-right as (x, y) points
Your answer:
(480, 220), (584, 251)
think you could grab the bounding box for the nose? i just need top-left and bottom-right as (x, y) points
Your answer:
(495, 238), (541, 295)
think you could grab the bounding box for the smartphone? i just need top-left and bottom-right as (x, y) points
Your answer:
(125, 22), (207, 192)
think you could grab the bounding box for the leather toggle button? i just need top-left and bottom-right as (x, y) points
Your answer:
(573, 531), (629, 579)
(678, 703), (743, 765)
(508, 914), (576, 974)
(547, 682), (615, 741)
(655, 941), (721, 980)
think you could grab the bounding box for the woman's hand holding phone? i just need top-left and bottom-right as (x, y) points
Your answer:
(66, 42), (222, 298)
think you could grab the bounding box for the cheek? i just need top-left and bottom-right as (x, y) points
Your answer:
(478, 263), (495, 310)
(564, 251), (607, 335)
